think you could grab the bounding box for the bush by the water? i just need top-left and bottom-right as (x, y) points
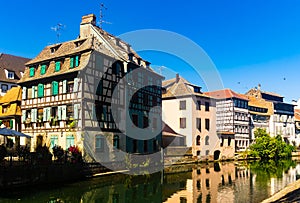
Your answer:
(249, 128), (295, 160)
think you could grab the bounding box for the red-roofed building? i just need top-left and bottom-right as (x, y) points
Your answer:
(205, 89), (250, 152)
(0, 53), (30, 95)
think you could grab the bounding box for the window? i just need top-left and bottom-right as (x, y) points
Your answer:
(40, 64), (46, 75)
(196, 100), (201, 110)
(197, 151), (201, 156)
(29, 67), (35, 77)
(70, 55), (80, 68)
(180, 197), (187, 203)
(196, 118), (201, 131)
(37, 84), (44, 98)
(205, 102), (210, 111)
(205, 118), (210, 130)
(50, 136), (58, 150)
(228, 137), (232, 146)
(113, 135), (119, 149)
(1, 84), (8, 93)
(66, 135), (75, 149)
(55, 61), (61, 72)
(52, 81), (59, 96)
(196, 135), (201, 145)
(180, 118), (186, 129)
(67, 81), (74, 93)
(179, 100), (186, 110)
(95, 135), (104, 152)
(7, 71), (14, 79)
(205, 136), (209, 145)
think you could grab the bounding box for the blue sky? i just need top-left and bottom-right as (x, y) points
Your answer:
(1, 0), (300, 102)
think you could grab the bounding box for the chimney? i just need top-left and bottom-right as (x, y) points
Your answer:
(145, 61), (151, 69)
(80, 14), (96, 38)
(258, 83), (261, 90)
(81, 14), (96, 25)
(176, 73), (180, 83)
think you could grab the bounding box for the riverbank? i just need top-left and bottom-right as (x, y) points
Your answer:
(262, 179), (300, 203)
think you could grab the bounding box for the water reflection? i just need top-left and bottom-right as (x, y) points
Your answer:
(0, 159), (300, 203)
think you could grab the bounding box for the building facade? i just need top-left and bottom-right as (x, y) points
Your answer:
(0, 87), (26, 146)
(245, 85), (295, 144)
(19, 14), (163, 165)
(205, 89), (250, 152)
(162, 74), (233, 159)
(0, 53), (29, 95)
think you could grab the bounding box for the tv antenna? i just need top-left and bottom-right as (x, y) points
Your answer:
(51, 23), (66, 43)
(158, 66), (165, 75)
(98, 3), (111, 28)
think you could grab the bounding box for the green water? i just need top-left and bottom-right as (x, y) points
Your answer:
(0, 159), (299, 203)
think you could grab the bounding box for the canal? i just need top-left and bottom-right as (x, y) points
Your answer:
(0, 159), (300, 203)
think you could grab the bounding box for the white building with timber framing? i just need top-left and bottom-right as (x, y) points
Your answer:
(18, 14), (163, 165)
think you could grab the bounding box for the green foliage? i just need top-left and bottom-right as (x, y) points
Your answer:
(249, 128), (295, 160)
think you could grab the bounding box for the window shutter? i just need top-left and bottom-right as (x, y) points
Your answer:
(70, 57), (74, 68)
(62, 80), (67, 93)
(31, 109), (35, 122)
(38, 84), (44, 98)
(47, 107), (51, 121)
(43, 108), (47, 122)
(41, 65), (46, 75)
(22, 87), (27, 100)
(9, 119), (13, 129)
(92, 104), (96, 120)
(75, 55), (79, 67)
(55, 61), (61, 72)
(57, 106), (62, 120)
(73, 78), (79, 92)
(52, 81), (58, 96)
(22, 110), (26, 122)
(29, 67), (35, 77)
(74, 104), (79, 119)
(62, 105), (67, 120)
(31, 86), (36, 98)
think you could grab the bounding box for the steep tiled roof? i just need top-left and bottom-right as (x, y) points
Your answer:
(295, 109), (300, 121)
(162, 75), (211, 99)
(0, 53), (30, 83)
(0, 86), (22, 117)
(204, 89), (248, 101)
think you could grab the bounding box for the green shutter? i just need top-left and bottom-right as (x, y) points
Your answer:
(37, 84), (44, 98)
(75, 55), (79, 67)
(55, 61), (61, 72)
(22, 87), (27, 100)
(40, 65), (46, 75)
(9, 119), (13, 129)
(52, 81), (58, 96)
(74, 78), (79, 92)
(70, 57), (74, 68)
(62, 80), (67, 93)
(29, 67), (35, 77)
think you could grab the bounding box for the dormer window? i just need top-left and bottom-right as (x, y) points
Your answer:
(7, 71), (14, 79)
(70, 55), (80, 69)
(128, 53), (134, 61)
(194, 86), (201, 93)
(50, 44), (61, 54)
(55, 61), (61, 72)
(29, 67), (35, 77)
(40, 64), (47, 75)
(74, 39), (86, 48)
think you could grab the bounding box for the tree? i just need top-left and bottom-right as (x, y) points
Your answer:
(249, 128), (295, 160)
